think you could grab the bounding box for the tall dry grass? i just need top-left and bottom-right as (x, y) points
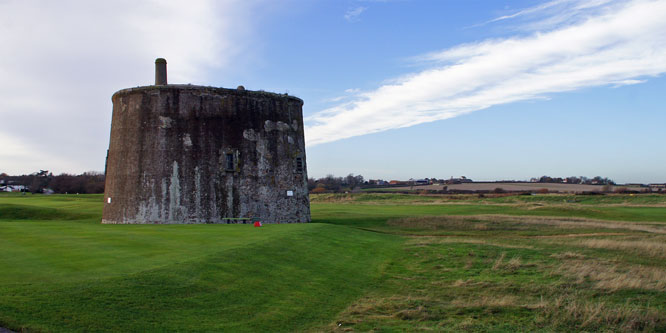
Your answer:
(579, 238), (666, 258)
(405, 236), (533, 249)
(325, 291), (664, 332)
(540, 296), (664, 331)
(550, 251), (585, 259)
(492, 252), (506, 270)
(557, 260), (666, 291)
(388, 215), (666, 234)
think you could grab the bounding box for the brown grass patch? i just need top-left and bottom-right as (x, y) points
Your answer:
(450, 295), (520, 308)
(557, 260), (666, 291)
(541, 296), (665, 331)
(323, 289), (664, 332)
(506, 256), (522, 270)
(404, 236), (533, 249)
(579, 238), (666, 258)
(536, 232), (632, 238)
(323, 294), (437, 331)
(550, 251), (585, 259)
(492, 252), (506, 270)
(491, 252), (524, 271)
(388, 215), (666, 234)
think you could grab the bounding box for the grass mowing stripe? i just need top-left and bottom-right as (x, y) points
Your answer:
(312, 202), (666, 225)
(0, 223), (402, 332)
(0, 203), (91, 221)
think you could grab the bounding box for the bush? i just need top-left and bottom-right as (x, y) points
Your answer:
(310, 187), (327, 194)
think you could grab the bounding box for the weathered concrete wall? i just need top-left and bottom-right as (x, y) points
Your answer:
(102, 85), (310, 224)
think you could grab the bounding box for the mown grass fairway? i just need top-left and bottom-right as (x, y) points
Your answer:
(1, 192), (665, 331)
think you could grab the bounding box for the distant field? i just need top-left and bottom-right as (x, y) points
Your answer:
(373, 182), (646, 193)
(1, 192), (665, 331)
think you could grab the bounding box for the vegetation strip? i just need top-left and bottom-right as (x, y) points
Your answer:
(1, 192), (665, 331)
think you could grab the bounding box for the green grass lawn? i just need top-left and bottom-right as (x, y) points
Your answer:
(1, 193), (665, 331)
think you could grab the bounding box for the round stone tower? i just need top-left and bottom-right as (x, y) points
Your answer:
(102, 59), (310, 224)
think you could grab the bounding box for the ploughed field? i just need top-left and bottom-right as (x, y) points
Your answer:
(1, 193), (665, 332)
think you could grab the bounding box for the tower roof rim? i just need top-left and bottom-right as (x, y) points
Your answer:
(112, 84), (303, 103)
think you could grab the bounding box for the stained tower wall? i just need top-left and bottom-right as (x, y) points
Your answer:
(102, 85), (310, 224)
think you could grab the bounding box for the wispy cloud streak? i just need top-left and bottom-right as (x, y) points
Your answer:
(306, 0), (666, 146)
(344, 6), (367, 22)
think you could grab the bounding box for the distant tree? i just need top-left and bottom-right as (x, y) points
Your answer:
(538, 176), (553, 183)
(565, 177), (581, 184)
(48, 172), (105, 194)
(356, 174), (364, 185)
(345, 174), (357, 188)
(28, 170), (52, 193)
(322, 174), (343, 192)
(82, 171), (105, 193)
(50, 174), (81, 193)
(307, 178), (317, 191)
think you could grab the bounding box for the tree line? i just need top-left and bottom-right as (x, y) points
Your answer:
(0, 170), (105, 194)
(530, 175), (615, 185)
(308, 174), (366, 193)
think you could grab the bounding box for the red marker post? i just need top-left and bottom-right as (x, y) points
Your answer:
(253, 220), (262, 227)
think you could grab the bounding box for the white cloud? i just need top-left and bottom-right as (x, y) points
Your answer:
(488, 0), (573, 23)
(344, 6), (367, 22)
(473, 0), (619, 31)
(305, 0), (666, 146)
(322, 88), (363, 103)
(0, 0), (255, 174)
(611, 79), (647, 87)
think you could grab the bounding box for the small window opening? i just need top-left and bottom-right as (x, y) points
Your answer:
(225, 153), (234, 171)
(295, 157), (303, 174)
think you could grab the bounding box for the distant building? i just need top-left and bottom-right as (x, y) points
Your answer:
(1, 185), (26, 192)
(368, 179), (388, 186)
(445, 176), (473, 184)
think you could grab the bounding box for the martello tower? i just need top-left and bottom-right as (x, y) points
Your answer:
(102, 59), (310, 224)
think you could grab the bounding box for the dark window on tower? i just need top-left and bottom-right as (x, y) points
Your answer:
(225, 153), (234, 171)
(295, 157), (303, 174)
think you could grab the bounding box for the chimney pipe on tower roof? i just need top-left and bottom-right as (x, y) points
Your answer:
(155, 58), (167, 85)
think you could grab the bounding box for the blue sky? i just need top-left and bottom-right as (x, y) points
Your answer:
(1, 0), (665, 183)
